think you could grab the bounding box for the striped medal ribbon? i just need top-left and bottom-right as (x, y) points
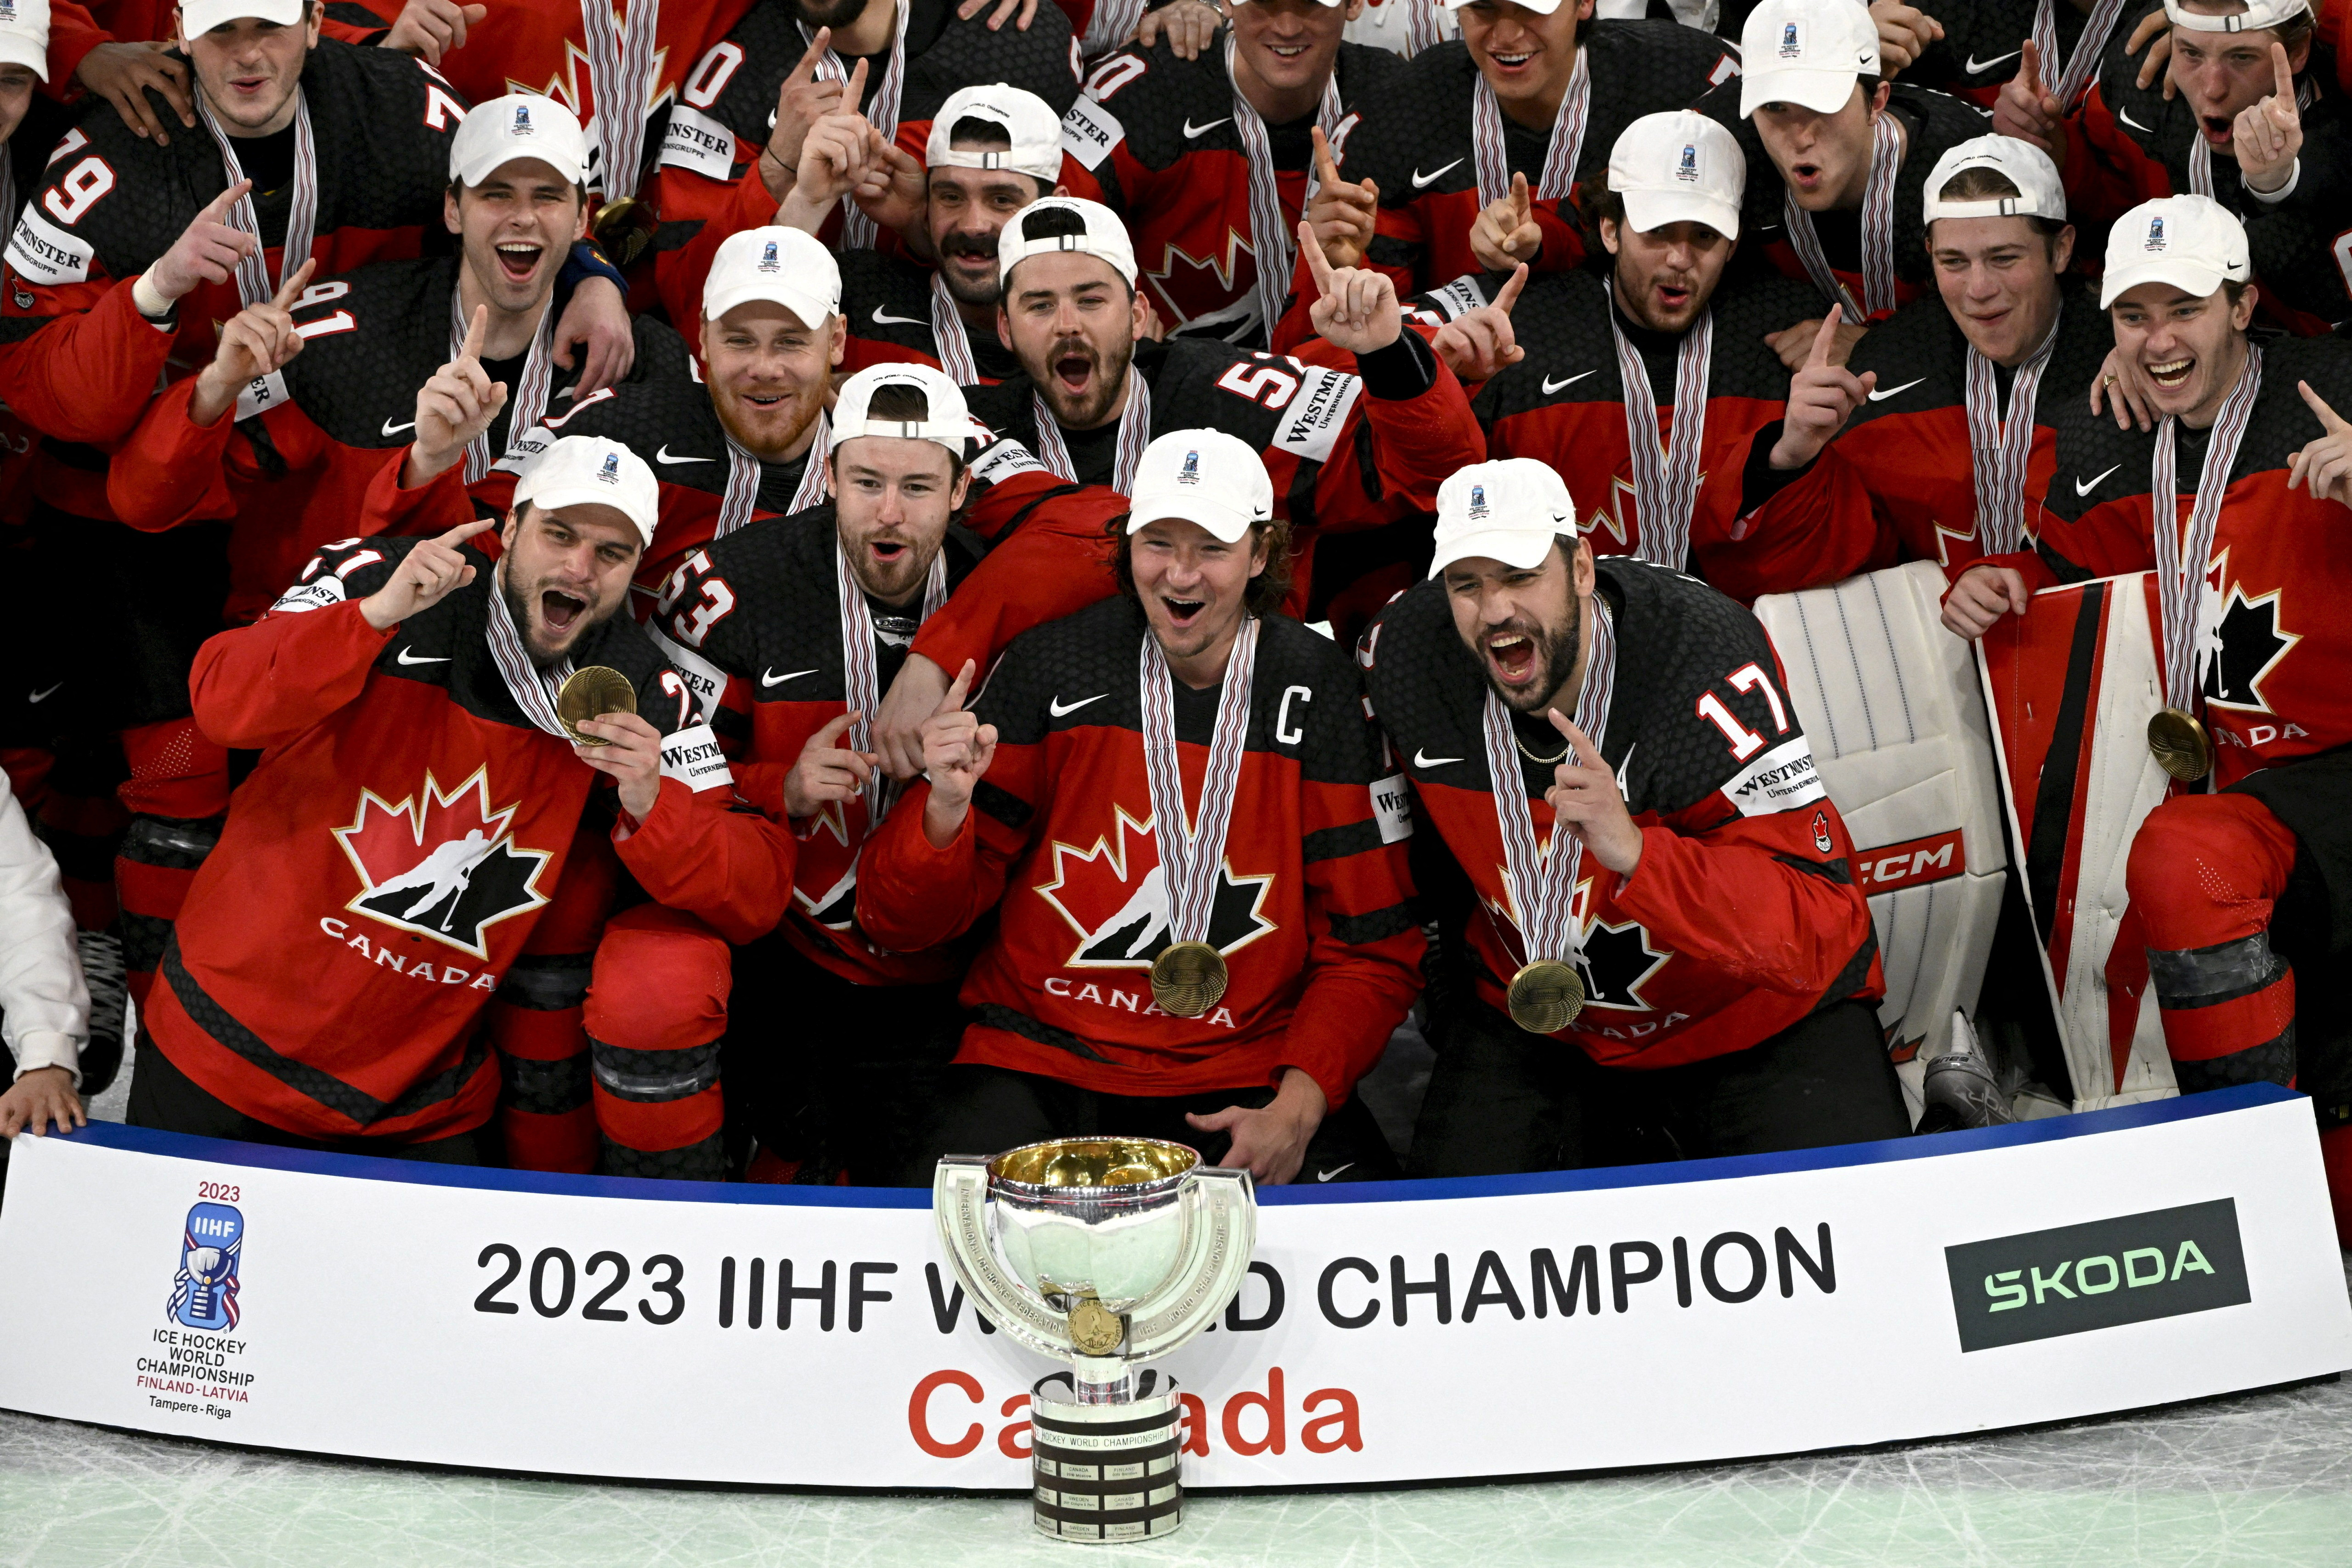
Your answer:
(1030, 372), (1153, 492)
(1784, 110), (1899, 323)
(198, 91), (318, 309)
(1962, 307), (2061, 555)
(800, 3), (911, 249)
(1471, 40), (1589, 207)
(483, 558), (578, 737)
(1229, 34), (1346, 343)
(714, 409), (833, 539)
(2034, 0), (2128, 113)
(579, 0), (661, 203)
(450, 293), (556, 482)
(1604, 280), (1714, 571)
(836, 539), (948, 827)
(1138, 615), (1261, 1016)
(2150, 344), (2262, 714)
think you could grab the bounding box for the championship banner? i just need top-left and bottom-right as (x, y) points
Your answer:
(1977, 572), (2177, 1110)
(2, 1087), (2346, 1489)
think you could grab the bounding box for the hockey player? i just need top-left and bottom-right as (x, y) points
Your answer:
(1464, 110), (1885, 602)
(1940, 195), (2352, 1239)
(859, 428), (1422, 1186)
(1997, 0), (2350, 329)
(1057, 0), (1405, 346)
(1313, 0), (1738, 294)
(132, 436), (792, 1161)
(963, 196), (1483, 608)
(1896, 0), (2132, 110)
(1838, 135), (2117, 586)
(1360, 458), (1905, 1176)
(1735, 0), (1993, 358)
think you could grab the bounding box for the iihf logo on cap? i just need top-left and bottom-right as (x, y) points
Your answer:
(1677, 144), (1698, 181)
(170, 1202), (243, 1331)
(1178, 450), (1200, 485)
(0, 2), (18, 24)
(1780, 22), (1800, 55)
(759, 240), (779, 271)
(512, 102), (535, 136)
(1468, 483), (1488, 519)
(598, 452), (621, 484)
(2146, 216), (2166, 249)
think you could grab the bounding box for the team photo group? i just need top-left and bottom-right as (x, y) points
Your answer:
(0, 0), (2348, 1262)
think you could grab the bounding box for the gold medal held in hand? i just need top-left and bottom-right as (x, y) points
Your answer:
(1150, 940), (1228, 1018)
(2147, 707), (2211, 783)
(1508, 958), (1584, 1035)
(557, 666), (638, 745)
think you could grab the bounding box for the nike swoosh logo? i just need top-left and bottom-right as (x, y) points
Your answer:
(2118, 106), (2153, 133)
(1413, 747), (1461, 768)
(1049, 692), (1108, 717)
(382, 418), (416, 436)
(871, 305), (925, 327)
(1965, 49), (2021, 72)
(1411, 158), (1464, 189)
(1542, 370), (1596, 395)
(1867, 377), (1927, 402)
(656, 445), (713, 464)
(2075, 464), (2120, 497)
(1315, 1164), (1355, 1183)
(762, 668), (816, 687)
(396, 648), (450, 666)
(1182, 116), (1230, 138)
(27, 682), (60, 702)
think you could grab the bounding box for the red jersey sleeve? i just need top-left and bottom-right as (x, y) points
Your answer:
(189, 552), (403, 749)
(610, 775), (795, 945)
(0, 275), (178, 443)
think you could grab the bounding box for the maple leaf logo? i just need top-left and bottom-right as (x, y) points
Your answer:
(1035, 805), (1276, 968)
(1142, 234), (1261, 334)
(333, 768), (552, 959)
(1482, 857), (1669, 1012)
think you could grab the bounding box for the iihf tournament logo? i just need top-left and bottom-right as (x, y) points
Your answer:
(2146, 216), (2165, 249)
(170, 1203), (243, 1331)
(1780, 22), (1800, 55)
(759, 240), (780, 271)
(512, 102), (534, 136)
(1178, 449), (1201, 485)
(333, 767), (552, 958)
(1468, 483), (1488, 519)
(597, 452), (621, 484)
(1677, 144), (1698, 181)
(0, 1), (17, 24)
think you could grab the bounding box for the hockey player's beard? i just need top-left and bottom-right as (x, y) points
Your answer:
(1477, 604), (1582, 716)
(1031, 331), (1135, 430)
(936, 230), (1003, 311)
(503, 572), (616, 669)
(790, 0), (867, 30)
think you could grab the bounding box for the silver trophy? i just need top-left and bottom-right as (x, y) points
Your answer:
(934, 1138), (1256, 1542)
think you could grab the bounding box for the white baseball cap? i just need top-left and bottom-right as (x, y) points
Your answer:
(1442, 0), (1564, 13)
(1428, 460), (1577, 576)
(178, 0), (302, 40)
(2163, 0), (2310, 33)
(1610, 111), (1744, 239)
(0, 0), (49, 81)
(514, 436), (659, 548)
(926, 84), (1063, 182)
(1126, 430), (1273, 544)
(702, 225), (842, 326)
(997, 196), (1138, 287)
(829, 363), (980, 456)
(1740, 0), (1880, 118)
(1923, 134), (2068, 225)
(451, 94), (590, 189)
(2099, 195), (2250, 308)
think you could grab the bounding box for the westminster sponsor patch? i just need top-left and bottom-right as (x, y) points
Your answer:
(1722, 734), (1826, 816)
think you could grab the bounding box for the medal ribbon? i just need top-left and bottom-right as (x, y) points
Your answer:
(484, 558), (578, 737)
(1785, 110), (1899, 323)
(1471, 41), (1589, 207)
(930, 271), (978, 384)
(1962, 307), (2061, 555)
(801, 3), (912, 249)
(1030, 372), (1153, 492)
(1407, 0), (1442, 58)
(2150, 343), (2262, 712)
(1139, 616), (1261, 951)
(579, 0), (661, 203)
(2034, 0), (2128, 113)
(198, 92), (318, 309)
(1480, 597), (1616, 971)
(714, 408), (833, 539)
(451, 293), (557, 482)
(1081, 0), (1147, 62)
(837, 540), (949, 828)
(1604, 281), (1713, 571)
(1229, 34), (1346, 343)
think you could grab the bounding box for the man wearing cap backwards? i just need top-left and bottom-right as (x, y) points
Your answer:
(965, 196), (1482, 609)
(1999, 0), (2350, 330)
(858, 428), (1421, 1186)
(1456, 110), (1886, 604)
(1734, 0), (1993, 362)
(1055, 0), (1404, 346)
(1358, 457), (1905, 1177)
(1941, 197), (2352, 1235)
(127, 435), (792, 1164)
(1309, 0), (1736, 299)
(1832, 134), (2116, 587)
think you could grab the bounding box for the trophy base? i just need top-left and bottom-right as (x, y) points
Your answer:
(1029, 1370), (1184, 1542)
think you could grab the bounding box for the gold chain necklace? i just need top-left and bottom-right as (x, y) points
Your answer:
(1515, 731), (1569, 766)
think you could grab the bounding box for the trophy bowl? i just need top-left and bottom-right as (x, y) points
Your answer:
(987, 1138), (1199, 1313)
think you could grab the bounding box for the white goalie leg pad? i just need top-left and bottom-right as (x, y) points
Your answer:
(1754, 563), (2008, 1110)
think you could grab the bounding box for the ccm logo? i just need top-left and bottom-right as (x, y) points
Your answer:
(1855, 828), (1964, 892)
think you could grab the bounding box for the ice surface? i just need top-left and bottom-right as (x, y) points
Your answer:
(8, 1037), (2352, 1565)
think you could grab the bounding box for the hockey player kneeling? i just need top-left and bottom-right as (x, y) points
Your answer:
(133, 437), (793, 1165)
(1363, 459), (1911, 1177)
(857, 430), (1424, 1187)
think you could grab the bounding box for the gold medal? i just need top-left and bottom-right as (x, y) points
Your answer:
(591, 196), (658, 270)
(557, 665), (638, 745)
(1067, 1294), (1125, 1357)
(1150, 941), (1228, 1019)
(2147, 707), (2211, 783)
(1507, 959), (1584, 1035)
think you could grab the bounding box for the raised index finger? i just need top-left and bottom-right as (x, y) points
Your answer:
(1806, 311), (1839, 368)
(269, 255), (316, 311)
(436, 515), (499, 548)
(1297, 219), (1334, 295)
(200, 178), (254, 225)
(2018, 37), (2042, 94)
(844, 54), (869, 106)
(2300, 379), (2351, 434)
(790, 27), (831, 84)
(459, 302), (487, 362)
(2272, 40), (2295, 103)
(1509, 170), (1531, 220)
(1493, 262), (1528, 315)
(941, 657), (978, 713)
(1313, 125), (1340, 187)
